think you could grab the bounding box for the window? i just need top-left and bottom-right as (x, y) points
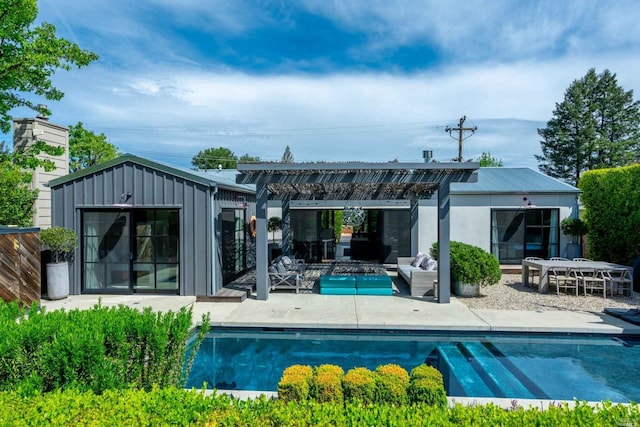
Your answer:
(491, 209), (559, 264)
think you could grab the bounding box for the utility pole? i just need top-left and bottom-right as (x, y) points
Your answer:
(445, 116), (477, 162)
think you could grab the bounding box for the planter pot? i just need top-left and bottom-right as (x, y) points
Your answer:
(46, 262), (69, 300)
(454, 281), (480, 297)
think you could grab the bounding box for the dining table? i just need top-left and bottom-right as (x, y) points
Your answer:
(521, 259), (633, 295)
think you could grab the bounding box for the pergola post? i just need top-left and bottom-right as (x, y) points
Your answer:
(437, 182), (451, 303)
(281, 196), (291, 256)
(255, 182), (269, 300)
(410, 198), (419, 256)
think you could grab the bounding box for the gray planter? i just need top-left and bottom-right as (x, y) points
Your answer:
(46, 262), (69, 300)
(454, 281), (480, 297)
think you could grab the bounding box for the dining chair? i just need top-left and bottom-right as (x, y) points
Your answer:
(601, 268), (633, 297)
(577, 268), (608, 298)
(572, 257), (593, 262)
(550, 257), (570, 261)
(549, 267), (579, 296)
(524, 256), (543, 288)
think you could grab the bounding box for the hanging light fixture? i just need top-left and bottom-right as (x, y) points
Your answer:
(343, 206), (366, 227)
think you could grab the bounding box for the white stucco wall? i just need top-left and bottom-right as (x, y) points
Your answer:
(417, 192), (579, 257)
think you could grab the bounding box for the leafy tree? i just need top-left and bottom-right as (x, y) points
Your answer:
(192, 147), (237, 169)
(536, 68), (640, 186)
(478, 152), (503, 167)
(238, 153), (260, 163)
(0, 141), (64, 226)
(281, 146), (294, 163)
(68, 122), (119, 172)
(0, 0), (99, 133)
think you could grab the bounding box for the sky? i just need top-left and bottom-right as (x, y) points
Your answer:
(6, 0), (640, 168)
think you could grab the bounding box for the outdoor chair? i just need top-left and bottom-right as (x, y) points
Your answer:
(268, 255), (305, 293)
(602, 268), (632, 296)
(549, 267), (579, 296)
(524, 256), (543, 288)
(573, 257), (593, 262)
(576, 268), (608, 298)
(550, 257), (570, 261)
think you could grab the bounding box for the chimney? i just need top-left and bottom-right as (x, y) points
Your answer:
(422, 150), (433, 163)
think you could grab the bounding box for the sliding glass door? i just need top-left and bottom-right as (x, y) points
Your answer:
(82, 209), (179, 293)
(491, 209), (559, 264)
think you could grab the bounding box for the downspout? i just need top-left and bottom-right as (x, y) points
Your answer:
(210, 184), (218, 296)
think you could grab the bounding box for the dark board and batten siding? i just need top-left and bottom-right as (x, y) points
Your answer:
(51, 161), (214, 297)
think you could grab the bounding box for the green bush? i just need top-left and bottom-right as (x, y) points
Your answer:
(407, 378), (447, 407)
(278, 365), (313, 402)
(410, 364), (444, 384)
(375, 364), (409, 405)
(0, 388), (638, 426)
(311, 364), (344, 403)
(40, 226), (78, 263)
(580, 165), (640, 265)
(342, 367), (377, 404)
(431, 241), (501, 286)
(0, 301), (209, 394)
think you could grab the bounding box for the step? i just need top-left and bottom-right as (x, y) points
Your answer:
(197, 287), (247, 303)
(437, 345), (493, 397)
(462, 342), (535, 399)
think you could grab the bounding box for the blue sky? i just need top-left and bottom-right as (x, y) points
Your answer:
(7, 0), (640, 168)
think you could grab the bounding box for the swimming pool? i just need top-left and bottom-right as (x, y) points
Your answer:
(186, 329), (640, 402)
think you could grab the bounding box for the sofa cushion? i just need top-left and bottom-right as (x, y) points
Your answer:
(411, 252), (427, 267)
(421, 257), (438, 271)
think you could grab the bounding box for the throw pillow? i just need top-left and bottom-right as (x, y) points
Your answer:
(268, 265), (278, 274)
(411, 252), (426, 267)
(282, 256), (292, 267)
(421, 257), (437, 271)
(275, 261), (287, 274)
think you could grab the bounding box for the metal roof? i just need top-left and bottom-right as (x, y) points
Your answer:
(48, 154), (254, 193)
(451, 167), (579, 194)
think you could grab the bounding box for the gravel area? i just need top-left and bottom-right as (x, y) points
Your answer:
(459, 274), (640, 312)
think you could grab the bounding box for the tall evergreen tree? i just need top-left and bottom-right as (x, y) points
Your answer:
(536, 68), (640, 186)
(281, 146), (294, 163)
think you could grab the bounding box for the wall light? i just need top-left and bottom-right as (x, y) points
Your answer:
(523, 197), (536, 208)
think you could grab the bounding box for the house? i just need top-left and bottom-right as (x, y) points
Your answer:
(48, 154), (256, 298)
(48, 155), (579, 302)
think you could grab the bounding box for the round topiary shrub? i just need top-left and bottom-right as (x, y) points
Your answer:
(408, 364), (447, 406)
(410, 364), (444, 385)
(342, 367), (377, 404)
(407, 378), (447, 407)
(311, 364), (344, 403)
(278, 365), (313, 402)
(375, 364), (409, 405)
(430, 241), (502, 287)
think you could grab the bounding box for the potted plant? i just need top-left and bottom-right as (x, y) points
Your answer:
(40, 226), (78, 300)
(560, 217), (587, 259)
(430, 241), (502, 297)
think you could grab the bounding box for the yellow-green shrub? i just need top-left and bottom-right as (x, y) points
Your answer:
(408, 364), (446, 406)
(278, 364), (313, 402)
(410, 364), (444, 385)
(375, 364), (409, 405)
(311, 364), (344, 404)
(342, 367), (376, 404)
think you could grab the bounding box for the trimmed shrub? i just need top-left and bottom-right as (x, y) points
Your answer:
(278, 365), (313, 402)
(407, 378), (447, 407)
(410, 364), (444, 385)
(408, 364), (447, 406)
(312, 364), (344, 404)
(0, 301), (209, 394)
(342, 367), (377, 404)
(375, 364), (409, 405)
(430, 241), (501, 286)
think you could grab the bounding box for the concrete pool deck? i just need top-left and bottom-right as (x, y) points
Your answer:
(41, 292), (640, 335)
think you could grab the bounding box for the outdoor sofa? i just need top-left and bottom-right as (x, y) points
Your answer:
(397, 255), (438, 297)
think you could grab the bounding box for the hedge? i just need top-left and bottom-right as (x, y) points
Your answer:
(0, 388), (638, 426)
(580, 165), (640, 265)
(0, 300), (209, 394)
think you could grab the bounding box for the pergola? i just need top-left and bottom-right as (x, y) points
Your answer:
(237, 162), (479, 303)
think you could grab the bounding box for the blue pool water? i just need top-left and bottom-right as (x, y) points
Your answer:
(186, 329), (640, 402)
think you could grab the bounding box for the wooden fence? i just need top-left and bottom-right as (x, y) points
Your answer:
(0, 227), (41, 305)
